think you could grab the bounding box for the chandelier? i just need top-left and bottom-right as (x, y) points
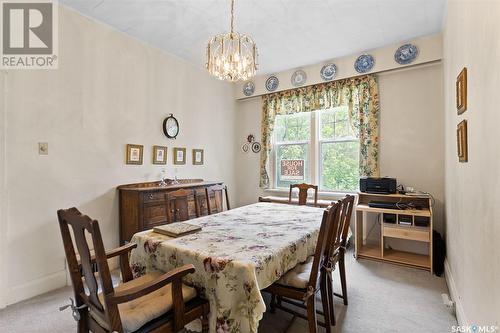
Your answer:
(206, 0), (258, 82)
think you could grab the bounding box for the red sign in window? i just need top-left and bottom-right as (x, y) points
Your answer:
(281, 160), (305, 181)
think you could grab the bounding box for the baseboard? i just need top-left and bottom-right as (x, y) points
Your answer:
(7, 269), (67, 305)
(445, 259), (468, 326)
(0, 292), (6, 309)
(7, 258), (119, 305)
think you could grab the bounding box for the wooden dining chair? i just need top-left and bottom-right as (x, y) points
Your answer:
(323, 194), (355, 322)
(205, 185), (230, 215)
(165, 189), (199, 222)
(57, 207), (209, 333)
(194, 189), (210, 216)
(264, 202), (341, 333)
(289, 183), (319, 206)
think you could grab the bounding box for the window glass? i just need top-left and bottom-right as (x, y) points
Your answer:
(320, 141), (359, 191)
(320, 107), (355, 140)
(275, 112), (310, 143)
(276, 144), (310, 188)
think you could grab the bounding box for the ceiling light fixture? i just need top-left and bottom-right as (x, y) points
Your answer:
(206, 0), (258, 82)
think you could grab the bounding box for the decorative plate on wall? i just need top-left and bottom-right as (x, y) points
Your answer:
(242, 81), (255, 96)
(394, 44), (419, 65)
(320, 63), (337, 81)
(291, 69), (307, 87)
(354, 54), (375, 73)
(251, 142), (261, 153)
(265, 76), (279, 92)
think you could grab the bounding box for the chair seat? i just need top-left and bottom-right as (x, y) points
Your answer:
(277, 256), (314, 289)
(92, 271), (197, 333)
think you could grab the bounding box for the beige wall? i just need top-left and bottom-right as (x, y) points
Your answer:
(1, 6), (236, 305)
(443, 0), (500, 326)
(378, 64), (445, 233)
(234, 63), (445, 236)
(0, 71), (6, 309)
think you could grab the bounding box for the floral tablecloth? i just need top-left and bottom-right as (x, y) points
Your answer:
(129, 202), (325, 333)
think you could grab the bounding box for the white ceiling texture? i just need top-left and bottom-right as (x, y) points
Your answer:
(60, 0), (447, 74)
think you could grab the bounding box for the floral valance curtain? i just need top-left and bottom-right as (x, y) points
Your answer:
(259, 74), (380, 188)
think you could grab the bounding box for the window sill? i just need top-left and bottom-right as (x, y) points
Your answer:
(263, 188), (357, 200)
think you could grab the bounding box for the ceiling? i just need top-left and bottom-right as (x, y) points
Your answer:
(60, 0), (447, 74)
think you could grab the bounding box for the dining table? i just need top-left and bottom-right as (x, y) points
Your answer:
(129, 202), (326, 333)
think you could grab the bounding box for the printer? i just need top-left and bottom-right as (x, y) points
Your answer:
(359, 177), (397, 194)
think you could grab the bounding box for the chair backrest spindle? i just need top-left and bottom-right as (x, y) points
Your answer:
(205, 185), (230, 214)
(325, 195), (355, 266)
(288, 183), (318, 206)
(57, 208), (122, 332)
(307, 202), (340, 290)
(339, 195), (355, 248)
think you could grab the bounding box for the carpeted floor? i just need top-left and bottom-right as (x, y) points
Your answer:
(0, 250), (457, 333)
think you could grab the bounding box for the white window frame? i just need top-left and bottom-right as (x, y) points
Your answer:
(272, 107), (359, 193)
(318, 107), (359, 192)
(273, 112), (313, 188)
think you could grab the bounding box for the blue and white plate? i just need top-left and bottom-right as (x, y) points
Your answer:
(242, 81), (255, 96)
(265, 76), (279, 92)
(354, 54), (375, 73)
(291, 69), (307, 87)
(394, 43), (419, 65)
(320, 63), (337, 81)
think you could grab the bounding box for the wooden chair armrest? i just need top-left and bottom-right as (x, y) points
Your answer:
(109, 243), (137, 282)
(77, 243), (137, 282)
(107, 264), (195, 305)
(78, 243), (137, 265)
(104, 243), (138, 259)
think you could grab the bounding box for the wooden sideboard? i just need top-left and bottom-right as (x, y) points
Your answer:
(118, 179), (223, 244)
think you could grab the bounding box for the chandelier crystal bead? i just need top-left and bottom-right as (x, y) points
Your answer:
(206, 0), (258, 82)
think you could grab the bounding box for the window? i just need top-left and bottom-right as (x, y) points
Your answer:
(318, 108), (360, 191)
(274, 112), (311, 188)
(273, 106), (360, 192)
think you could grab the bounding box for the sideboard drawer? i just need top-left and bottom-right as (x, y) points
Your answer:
(384, 226), (430, 242)
(143, 191), (165, 203)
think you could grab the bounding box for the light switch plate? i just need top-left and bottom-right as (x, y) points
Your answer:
(38, 142), (48, 155)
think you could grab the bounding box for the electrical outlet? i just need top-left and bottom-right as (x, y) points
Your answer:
(38, 142), (48, 155)
(441, 293), (455, 314)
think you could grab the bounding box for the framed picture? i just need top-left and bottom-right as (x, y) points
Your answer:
(173, 147), (186, 165)
(456, 67), (467, 114)
(153, 145), (167, 165)
(192, 149), (204, 165)
(126, 144), (143, 165)
(457, 120), (468, 162)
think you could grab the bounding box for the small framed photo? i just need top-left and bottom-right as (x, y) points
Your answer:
(126, 144), (143, 165)
(457, 120), (468, 162)
(153, 146), (167, 165)
(173, 147), (186, 165)
(456, 67), (467, 114)
(192, 149), (204, 165)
